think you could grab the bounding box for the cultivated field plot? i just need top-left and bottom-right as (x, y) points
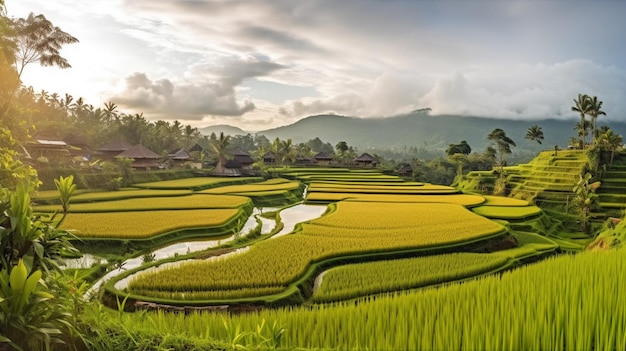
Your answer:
(34, 194), (251, 213)
(199, 178), (301, 196)
(59, 209), (242, 238)
(34, 189), (194, 204)
(127, 202), (505, 301)
(471, 205), (543, 220)
(132, 177), (262, 190)
(305, 192), (486, 206)
(116, 246), (626, 351)
(312, 252), (509, 302)
(308, 182), (458, 194)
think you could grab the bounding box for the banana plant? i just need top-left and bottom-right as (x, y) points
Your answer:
(0, 259), (67, 351)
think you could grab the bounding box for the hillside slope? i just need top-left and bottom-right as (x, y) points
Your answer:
(254, 112), (626, 152)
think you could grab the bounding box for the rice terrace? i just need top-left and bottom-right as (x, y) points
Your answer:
(3, 1), (626, 350)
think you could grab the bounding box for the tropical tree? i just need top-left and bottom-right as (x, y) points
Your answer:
(571, 93), (592, 149)
(487, 128), (516, 177)
(2, 12), (78, 116)
(525, 125), (544, 153)
(587, 95), (606, 143)
(448, 152), (468, 179)
(335, 141), (348, 155)
(597, 129), (623, 167)
(446, 140), (471, 156)
(211, 132), (231, 174)
(569, 173), (601, 233)
(278, 138), (297, 165)
(11, 12), (79, 80)
(573, 120), (591, 149)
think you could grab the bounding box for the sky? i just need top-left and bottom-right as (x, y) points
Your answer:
(6, 0), (626, 132)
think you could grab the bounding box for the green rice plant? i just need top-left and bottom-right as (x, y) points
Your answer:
(127, 202), (504, 299)
(99, 247), (626, 351)
(133, 177), (261, 190)
(59, 209), (240, 238)
(308, 182), (458, 194)
(481, 195), (530, 206)
(305, 192), (486, 206)
(34, 194), (251, 213)
(129, 286), (285, 300)
(199, 179), (301, 195)
(312, 253), (509, 302)
(35, 189), (193, 204)
(471, 205), (542, 220)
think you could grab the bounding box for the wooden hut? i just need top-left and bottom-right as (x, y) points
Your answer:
(97, 139), (132, 160)
(397, 163), (413, 177)
(167, 148), (192, 167)
(262, 151), (276, 164)
(229, 147), (255, 169)
(354, 153), (378, 167)
(314, 152), (333, 165)
(116, 144), (161, 170)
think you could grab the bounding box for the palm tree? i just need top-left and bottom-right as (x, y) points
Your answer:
(103, 101), (118, 123)
(211, 132), (231, 174)
(587, 96), (606, 143)
(571, 93), (591, 149)
(573, 120), (591, 149)
(598, 129), (623, 167)
(278, 138), (297, 165)
(487, 128), (516, 177)
(525, 125), (544, 154)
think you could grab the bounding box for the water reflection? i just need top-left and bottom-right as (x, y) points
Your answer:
(86, 204), (328, 296)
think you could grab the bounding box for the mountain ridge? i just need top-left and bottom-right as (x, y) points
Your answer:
(200, 112), (626, 152)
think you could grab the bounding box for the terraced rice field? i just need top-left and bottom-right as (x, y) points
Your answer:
(199, 178), (301, 195)
(35, 194), (251, 212)
(312, 253), (509, 302)
(127, 202), (505, 301)
(133, 177), (261, 190)
(305, 192), (486, 206)
(59, 208), (242, 238)
(34, 189), (193, 204)
(471, 205), (543, 220)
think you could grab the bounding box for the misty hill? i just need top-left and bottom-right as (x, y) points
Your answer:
(198, 124), (247, 136)
(254, 112), (626, 153)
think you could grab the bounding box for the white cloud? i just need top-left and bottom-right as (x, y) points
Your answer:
(9, 0), (626, 129)
(419, 60), (626, 121)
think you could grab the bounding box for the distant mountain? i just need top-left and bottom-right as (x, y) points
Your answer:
(198, 124), (247, 136)
(256, 112), (626, 153)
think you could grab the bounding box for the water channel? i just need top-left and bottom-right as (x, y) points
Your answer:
(82, 203), (328, 295)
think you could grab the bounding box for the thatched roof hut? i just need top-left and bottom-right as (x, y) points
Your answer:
(116, 144), (161, 170)
(355, 153), (378, 167)
(97, 139), (132, 159)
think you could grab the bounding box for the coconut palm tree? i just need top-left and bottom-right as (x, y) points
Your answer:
(525, 125), (544, 154)
(573, 120), (591, 149)
(587, 96), (606, 143)
(211, 132), (231, 174)
(487, 128), (516, 177)
(571, 93), (591, 149)
(279, 138), (297, 165)
(598, 129), (623, 167)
